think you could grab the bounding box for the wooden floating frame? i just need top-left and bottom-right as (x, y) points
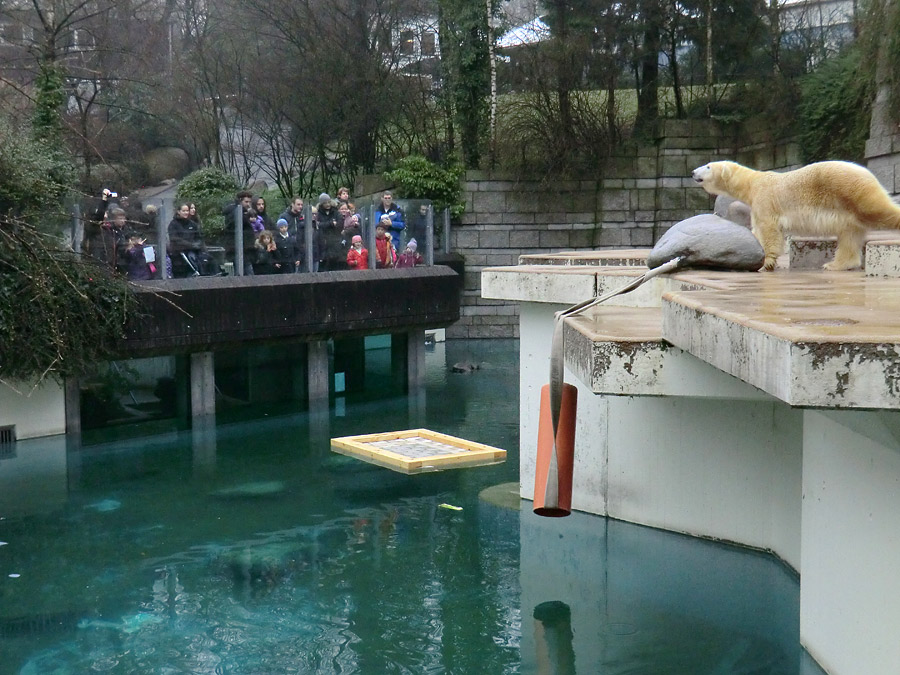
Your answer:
(330, 428), (507, 475)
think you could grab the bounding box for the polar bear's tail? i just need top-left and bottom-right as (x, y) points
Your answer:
(865, 193), (900, 230)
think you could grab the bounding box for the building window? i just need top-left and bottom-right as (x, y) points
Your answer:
(0, 21), (20, 45)
(400, 30), (415, 55)
(421, 31), (436, 56)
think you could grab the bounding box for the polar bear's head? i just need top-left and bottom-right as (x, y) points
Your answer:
(691, 161), (737, 197)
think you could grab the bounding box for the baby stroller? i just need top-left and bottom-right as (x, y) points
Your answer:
(180, 250), (226, 277)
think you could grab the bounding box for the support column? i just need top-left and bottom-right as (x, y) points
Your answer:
(407, 328), (426, 389)
(190, 352), (216, 417)
(64, 376), (81, 435)
(407, 329), (427, 428)
(334, 337), (366, 393)
(308, 340), (330, 402)
(192, 412), (217, 477)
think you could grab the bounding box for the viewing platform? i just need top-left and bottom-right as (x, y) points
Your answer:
(1, 266), (461, 439)
(483, 238), (900, 675)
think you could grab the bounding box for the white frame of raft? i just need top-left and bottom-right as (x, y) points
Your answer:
(330, 429), (507, 474)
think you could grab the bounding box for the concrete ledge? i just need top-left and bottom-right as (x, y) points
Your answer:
(864, 237), (900, 277)
(484, 254), (900, 409)
(518, 249), (649, 267)
(483, 265), (669, 307)
(121, 266), (460, 356)
(565, 306), (769, 399)
(662, 272), (900, 409)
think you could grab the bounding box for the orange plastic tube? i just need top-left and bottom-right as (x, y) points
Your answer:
(533, 383), (577, 517)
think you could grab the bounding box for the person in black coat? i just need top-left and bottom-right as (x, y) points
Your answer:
(314, 194), (345, 271)
(272, 218), (300, 273)
(222, 190), (256, 274)
(169, 203), (206, 277)
(277, 197), (308, 270)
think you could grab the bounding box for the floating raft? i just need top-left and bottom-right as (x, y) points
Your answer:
(330, 429), (507, 474)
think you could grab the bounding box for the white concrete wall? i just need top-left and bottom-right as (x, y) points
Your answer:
(520, 302), (603, 509)
(519, 302), (803, 570)
(801, 410), (900, 675)
(0, 379), (66, 440)
(607, 397), (803, 569)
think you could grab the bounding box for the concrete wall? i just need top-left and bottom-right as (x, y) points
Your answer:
(449, 119), (802, 339)
(518, 302), (804, 571)
(0, 380), (66, 440)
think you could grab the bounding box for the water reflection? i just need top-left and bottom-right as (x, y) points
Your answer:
(533, 601), (576, 675)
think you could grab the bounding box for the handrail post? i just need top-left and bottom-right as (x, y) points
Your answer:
(442, 207), (451, 254)
(234, 203), (244, 276)
(304, 201), (314, 273)
(158, 202), (170, 279)
(425, 204), (434, 267)
(367, 204), (377, 269)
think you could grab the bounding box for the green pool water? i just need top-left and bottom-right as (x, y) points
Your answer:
(0, 339), (824, 674)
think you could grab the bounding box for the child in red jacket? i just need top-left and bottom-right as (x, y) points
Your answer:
(347, 235), (369, 269)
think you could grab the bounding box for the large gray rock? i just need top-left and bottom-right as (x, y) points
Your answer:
(647, 214), (765, 271)
(144, 147), (190, 185)
(714, 195), (752, 228)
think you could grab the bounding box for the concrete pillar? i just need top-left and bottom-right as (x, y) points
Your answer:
(391, 333), (408, 393)
(334, 337), (366, 393)
(64, 376), (81, 435)
(308, 340), (330, 402)
(407, 328), (426, 389)
(192, 411), (217, 477)
(308, 396), (331, 455)
(190, 352), (216, 417)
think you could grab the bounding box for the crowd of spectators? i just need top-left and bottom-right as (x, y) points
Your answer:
(84, 187), (430, 281)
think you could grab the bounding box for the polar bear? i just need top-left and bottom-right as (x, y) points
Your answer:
(691, 160), (900, 271)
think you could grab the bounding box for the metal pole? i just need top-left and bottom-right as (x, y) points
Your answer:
(425, 204), (434, 267)
(157, 202), (169, 279)
(71, 202), (82, 254)
(442, 207), (451, 254)
(234, 203), (244, 276)
(304, 201), (314, 273)
(367, 204), (377, 269)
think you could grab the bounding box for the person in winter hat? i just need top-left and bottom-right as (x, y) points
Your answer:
(396, 238), (423, 268)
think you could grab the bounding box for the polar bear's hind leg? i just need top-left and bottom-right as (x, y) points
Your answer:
(825, 226), (865, 271)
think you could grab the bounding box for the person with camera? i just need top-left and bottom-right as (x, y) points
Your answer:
(84, 189), (129, 272)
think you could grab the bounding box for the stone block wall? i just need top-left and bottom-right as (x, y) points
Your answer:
(447, 119), (802, 339)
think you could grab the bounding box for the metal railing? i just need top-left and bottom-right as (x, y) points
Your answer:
(74, 196), (452, 281)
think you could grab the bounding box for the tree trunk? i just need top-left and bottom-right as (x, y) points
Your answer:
(486, 0), (497, 168)
(635, 0), (661, 135)
(705, 0), (714, 115)
(553, 0), (574, 147)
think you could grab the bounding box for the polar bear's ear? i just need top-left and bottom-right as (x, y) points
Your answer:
(716, 162), (731, 183)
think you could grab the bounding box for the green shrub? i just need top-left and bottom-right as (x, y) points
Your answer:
(175, 167), (240, 238)
(797, 48), (875, 163)
(0, 220), (136, 382)
(0, 116), (74, 225)
(383, 156), (465, 219)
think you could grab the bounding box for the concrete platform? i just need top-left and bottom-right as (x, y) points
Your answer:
(565, 305), (769, 400)
(518, 249), (649, 266)
(663, 271), (900, 409)
(485, 258), (900, 409)
(484, 244), (900, 675)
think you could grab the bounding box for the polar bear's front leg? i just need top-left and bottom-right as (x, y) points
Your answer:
(751, 213), (783, 271)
